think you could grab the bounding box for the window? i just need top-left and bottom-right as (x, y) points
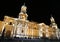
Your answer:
(9, 22), (12, 25)
(22, 29), (24, 33)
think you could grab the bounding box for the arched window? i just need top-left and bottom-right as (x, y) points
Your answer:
(9, 22), (12, 25)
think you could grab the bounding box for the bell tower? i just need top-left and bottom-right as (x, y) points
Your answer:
(50, 15), (58, 29)
(18, 3), (28, 21)
(50, 15), (59, 39)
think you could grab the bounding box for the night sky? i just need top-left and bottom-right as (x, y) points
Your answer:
(0, 0), (60, 28)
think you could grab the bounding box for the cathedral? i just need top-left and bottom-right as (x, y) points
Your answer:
(0, 4), (60, 41)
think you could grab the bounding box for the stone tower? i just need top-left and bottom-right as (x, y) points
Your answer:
(18, 3), (28, 21)
(50, 15), (59, 39)
(50, 15), (58, 29)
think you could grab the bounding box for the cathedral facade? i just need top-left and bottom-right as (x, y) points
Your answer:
(0, 4), (60, 39)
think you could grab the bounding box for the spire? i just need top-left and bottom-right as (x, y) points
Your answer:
(50, 15), (55, 23)
(21, 3), (27, 13)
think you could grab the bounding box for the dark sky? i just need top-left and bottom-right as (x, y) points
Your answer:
(0, 0), (60, 28)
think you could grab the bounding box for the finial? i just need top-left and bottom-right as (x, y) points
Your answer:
(23, 3), (25, 6)
(51, 14), (52, 17)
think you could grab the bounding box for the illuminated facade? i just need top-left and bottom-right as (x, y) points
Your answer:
(0, 4), (60, 39)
